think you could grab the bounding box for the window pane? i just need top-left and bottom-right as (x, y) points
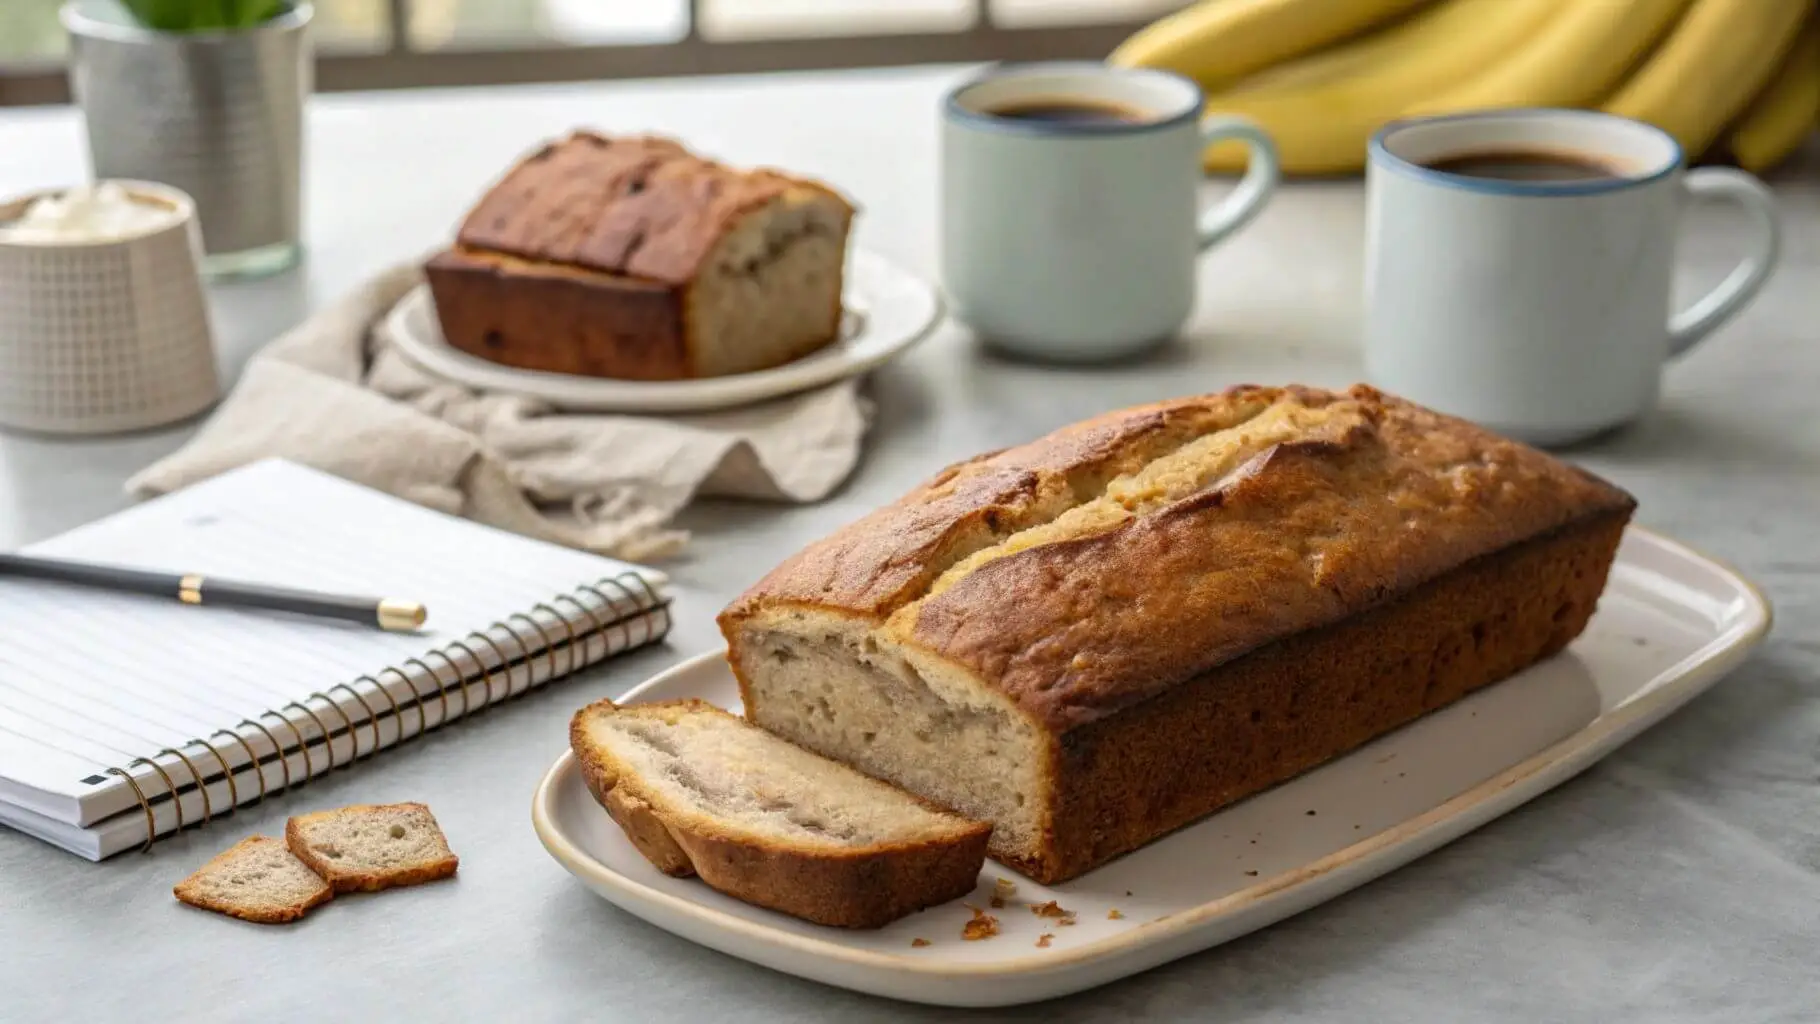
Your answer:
(989, 0), (1185, 28)
(311, 0), (394, 51)
(700, 0), (976, 41)
(0, 0), (390, 63)
(0, 0), (71, 61)
(407, 0), (689, 49)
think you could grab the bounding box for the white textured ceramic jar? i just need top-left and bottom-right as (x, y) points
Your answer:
(1363, 109), (1781, 446)
(0, 182), (220, 435)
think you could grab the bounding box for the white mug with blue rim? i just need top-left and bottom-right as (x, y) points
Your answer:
(1364, 108), (1782, 446)
(940, 63), (1280, 363)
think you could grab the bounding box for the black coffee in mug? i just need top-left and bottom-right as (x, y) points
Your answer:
(984, 97), (1150, 126)
(1421, 148), (1628, 182)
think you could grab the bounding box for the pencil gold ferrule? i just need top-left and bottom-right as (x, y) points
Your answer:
(178, 575), (204, 605)
(377, 599), (427, 632)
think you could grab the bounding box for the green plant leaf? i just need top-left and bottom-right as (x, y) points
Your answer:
(232, 0), (292, 27)
(118, 0), (194, 30)
(117, 0), (293, 31)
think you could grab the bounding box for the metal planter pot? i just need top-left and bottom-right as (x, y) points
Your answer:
(62, 0), (313, 279)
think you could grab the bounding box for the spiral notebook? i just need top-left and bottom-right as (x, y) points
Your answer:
(0, 458), (672, 861)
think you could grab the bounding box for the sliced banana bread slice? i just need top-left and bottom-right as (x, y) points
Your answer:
(285, 803), (459, 893)
(569, 698), (991, 929)
(173, 835), (333, 924)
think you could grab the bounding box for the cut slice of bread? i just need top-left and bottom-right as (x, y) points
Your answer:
(173, 835), (334, 924)
(285, 803), (459, 893)
(569, 697), (992, 929)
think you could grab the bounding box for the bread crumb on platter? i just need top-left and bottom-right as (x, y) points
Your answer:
(1036, 934), (1054, 948)
(962, 905), (1000, 941)
(1108, 908), (1124, 920)
(989, 877), (1017, 908)
(911, 938), (931, 948)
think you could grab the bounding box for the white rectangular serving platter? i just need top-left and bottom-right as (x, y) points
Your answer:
(531, 526), (1771, 1008)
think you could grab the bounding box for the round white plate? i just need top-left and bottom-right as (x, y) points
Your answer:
(387, 248), (942, 414)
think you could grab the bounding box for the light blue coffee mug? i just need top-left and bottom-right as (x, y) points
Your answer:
(940, 62), (1280, 363)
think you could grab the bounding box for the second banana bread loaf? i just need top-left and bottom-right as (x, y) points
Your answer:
(426, 132), (854, 381)
(719, 384), (1635, 884)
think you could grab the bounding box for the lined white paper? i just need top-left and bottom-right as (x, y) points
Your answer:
(0, 459), (669, 860)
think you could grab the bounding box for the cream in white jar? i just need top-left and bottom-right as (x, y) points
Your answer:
(0, 182), (182, 244)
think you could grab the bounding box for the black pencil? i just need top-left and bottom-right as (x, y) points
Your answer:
(0, 552), (427, 632)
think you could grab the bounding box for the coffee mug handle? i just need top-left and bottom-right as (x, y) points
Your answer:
(1666, 168), (1782, 358)
(1197, 116), (1281, 252)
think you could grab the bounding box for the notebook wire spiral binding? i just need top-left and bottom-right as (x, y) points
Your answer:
(100, 571), (670, 853)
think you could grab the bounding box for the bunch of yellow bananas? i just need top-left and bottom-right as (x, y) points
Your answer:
(1109, 0), (1820, 177)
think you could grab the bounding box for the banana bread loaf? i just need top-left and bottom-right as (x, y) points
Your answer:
(425, 132), (854, 381)
(719, 384), (1636, 884)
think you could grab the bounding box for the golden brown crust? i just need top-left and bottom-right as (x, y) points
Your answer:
(665, 823), (990, 930)
(171, 889), (327, 925)
(718, 392), (1260, 623)
(424, 247), (688, 380)
(284, 803), (460, 893)
(455, 132), (843, 285)
(1019, 509), (1629, 883)
(720, 384), (1636, 733)
(573, 730), (697, 877)
(569, 698), (991, 929)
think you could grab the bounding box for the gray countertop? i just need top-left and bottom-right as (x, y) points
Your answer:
(1, 66), (1816, 1023)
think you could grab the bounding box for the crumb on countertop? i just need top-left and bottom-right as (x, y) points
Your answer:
(1108, 908), (1124, 920)
(1124, 890), (1133, 897)
(962, 905), (999, 941)
(1245, 869), (1259, 876)
(911, 938), (931, 948)
(1036, 934), (1054, 948)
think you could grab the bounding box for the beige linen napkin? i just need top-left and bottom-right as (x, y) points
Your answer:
(127, 262), (872, 561)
